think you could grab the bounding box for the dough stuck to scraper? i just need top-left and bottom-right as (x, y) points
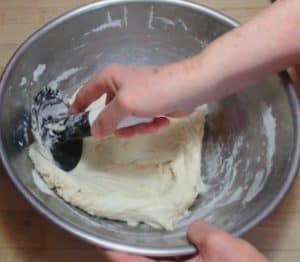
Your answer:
(29, 96), (206, 230)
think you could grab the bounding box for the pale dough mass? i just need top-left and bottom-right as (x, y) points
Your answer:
(29, 97), (206, 230)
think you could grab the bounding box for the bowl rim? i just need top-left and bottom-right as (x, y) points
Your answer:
(0, 0), (300, 257)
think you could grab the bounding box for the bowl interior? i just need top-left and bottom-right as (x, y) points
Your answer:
(0, 0), (297, 256)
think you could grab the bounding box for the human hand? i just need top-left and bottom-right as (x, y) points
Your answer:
(69, 62), (200, 139)
(70, 0), (300, 140)
(103, 220), (267, 262)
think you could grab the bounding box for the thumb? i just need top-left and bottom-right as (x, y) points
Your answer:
(188, 221), (267, 262)
(91, 98), (127, 138)
(187, 220), (225, 250)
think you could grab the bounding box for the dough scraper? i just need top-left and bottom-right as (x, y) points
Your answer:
(31, 87), (152, 171)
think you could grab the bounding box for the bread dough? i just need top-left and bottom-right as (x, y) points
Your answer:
(29, 97), (206, 230)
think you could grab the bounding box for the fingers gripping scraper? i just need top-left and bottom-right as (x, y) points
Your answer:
(31, 87), (152, 171)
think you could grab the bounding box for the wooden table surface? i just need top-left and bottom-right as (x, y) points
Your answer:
(1, 1), (299, 261)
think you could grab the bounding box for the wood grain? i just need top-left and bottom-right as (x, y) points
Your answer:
(1, 1), (298, 261)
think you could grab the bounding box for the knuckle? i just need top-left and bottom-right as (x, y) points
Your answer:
(101, 64), (124, 91)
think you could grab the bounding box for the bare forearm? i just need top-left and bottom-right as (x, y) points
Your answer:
(171, 0), (300, 106)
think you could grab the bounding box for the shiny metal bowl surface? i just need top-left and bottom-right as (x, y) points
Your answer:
(0, 0), (300, 257)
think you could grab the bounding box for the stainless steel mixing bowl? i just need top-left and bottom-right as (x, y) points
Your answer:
(1, 0), (300, 257)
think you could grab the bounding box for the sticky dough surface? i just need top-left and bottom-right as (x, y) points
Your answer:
(29, 97), (206, 230)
